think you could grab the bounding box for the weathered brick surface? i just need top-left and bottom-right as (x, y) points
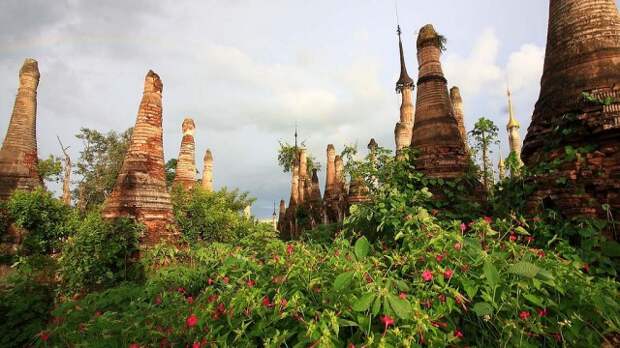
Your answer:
(522, 0), (620, 221)
(201, 149), (213, 191)
(412, 25), (469, 179)
(173, 118), (197, 190)
(102, 70), (176, 245)
(0, 58), (42, 200)
(394, 28), (415, 152)
(449, 86), (468, 148)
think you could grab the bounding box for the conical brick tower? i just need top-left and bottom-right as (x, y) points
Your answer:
(102, 70), (176, 245)
(0, 59), (42, 200)
(450, 86), (468, 147)
(201, 149), (213, 191)
(412, 25), (469, 179)
(394, 25), (415, 152)
(522, 0), (620, 220)
(173, 118), (197, 190)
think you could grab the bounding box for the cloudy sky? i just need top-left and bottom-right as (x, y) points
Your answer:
(2, 1), (616, 218)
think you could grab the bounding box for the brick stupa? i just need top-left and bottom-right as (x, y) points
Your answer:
(394, 25), (415, 152)
(201, 149), (213, 191)
(412, 25), (469, 179)
(450, 86), (468, 148)
(522, 0), (620, 220)
(0, 59), (42, 200)
(102, 70), (176, 244)
(173, 118), (197, 190)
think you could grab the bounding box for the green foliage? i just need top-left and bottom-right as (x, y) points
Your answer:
(277, 140), (321, 175)
(469, 117), (499, 190)
(171, 186), (256, 243)
(74, 127), (132, 211)
(165, 158), (178, 188)
(58, 212), (143, 294)
(37, 155), (63, 184)
(0, 274), (55, 348)
(7, 188), (78, 255)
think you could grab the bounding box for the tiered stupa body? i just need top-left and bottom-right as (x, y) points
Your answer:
(201, 149), (213, 191)
(450, 86), (468, 148)
(102, 71), (175, 244)
(173, 118), (197, 190)
(522, 0), (620, 220)
(0, 59), (42, 200)
(506, 89), (523, 164)
(394, 26), (415, 152)
(323, 144), (339, 223)
(412, 25), (469, 178)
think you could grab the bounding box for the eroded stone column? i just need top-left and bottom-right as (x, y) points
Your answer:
(324, 144), (336, 200)
(0, 58), (42, 200)
(173, 118), (197, 190)
(102, 70), (176, 245)
(450, 86), (467, 147)
(201, 149), (213, 191)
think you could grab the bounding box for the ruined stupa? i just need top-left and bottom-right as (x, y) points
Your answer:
(412, 25), (469, 179)
(394, 25), (415, 152)
(506, 88), (523, 165)
(0, 59), (42, 200)
(450, 86), (468, 147)
(102, 70), (175, 244)
(201, 149), (213, 191)
(522, 0), (620, 220)
(173, 118), (197, 190)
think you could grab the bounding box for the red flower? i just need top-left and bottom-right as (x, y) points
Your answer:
(95, 311), (102, 317)
(286, 244), (294, 255)
(129, 343), (139, 348)
(399, 292), (407, 300)
(444, 268), (454, 280)
(454, 242), (462, 251)
(186, 296), (194, 304)
(509, 234), (517, 242)
(348, 343), (355, 348)
(177, 287), (186, 294)
(537, 308), (548, 317)
(262, 296), (273, 308)
(247, 279), (256, 288)
(422, 299), (432, 309)
(364, 273), (373, 283)
(380, 315), (395, 334)
(583, 263), (590, 273)
(186, 314), (198, 327)
(422, 269), (433, 282)
(438, 294), (446, 303)
(519, 311), (531, 320)
(155, 295), (162, 305)
(460, 223), (467, 234)
(537, 250), (545, 258)
(39, 331), (50, 341)
(207, 278), (214, 285)
(216, 303), (226, 315)
(483, 216), (493, 224)
(454, 329), (464, 339)
(273, 254), (280, 262)
(553, 332), (562, 342)
(192, 342), (201, 348)
(207, 294), (218, 303)
(222, 276), (229, 284)
(526, 236), (534, 243)
(280, 298), (288, 310)
(436, 254), (444, 262)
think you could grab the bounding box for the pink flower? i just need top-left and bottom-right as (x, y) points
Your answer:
(207, 294), (218, 303)
(526, 236), (534, 243)
(422, 270), (433, 282)
(129, 344), (139, 348)
(454, 242), (462, 251)
(380, 315), (395, 334)
(537, 250), (545, 258)
(483, 216), (493, 224)
(186, 296), (194, 304)
(247, 279), (256, 288)
(454, 329), (464, 339)
(519, 311), (531, 320)
(537, 308), (548, 317)
(177, 287), (186, 294)
(348, 343), (355, 348)
(436, 254), (444, 262)
(262, 296), (273, 308)
(222, 276), (229, 284)
(39, 331), (50, 342)
(280, 298), (288, 310)
(444, 268), (454, 280)
(460, 223), (467, 234)
(192, 342), (201, 348)
(186, 313), (198, 327)
(273, 254), (280, 262)
(399, 292), (407, 300)
(438, 294), (446, 303)
(286, 244), (294, 255)
(207, 278), (214, 285)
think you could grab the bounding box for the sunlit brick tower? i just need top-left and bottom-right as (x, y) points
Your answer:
(394, 25), (415, 153)
(201, 149), (213, 191)
(0, 59), (42, 200)
(522, 0), (620, 222)
(102, 70), (176, 245)
(412, 24), (469, 179)
(173, 118), (197, 190)
(450, 86), (468, 149)
(506, 88), (523, 169)
(298, 147), (308, 204)
(323, 144), (339, 223)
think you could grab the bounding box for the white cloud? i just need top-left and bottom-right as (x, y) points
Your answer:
(506, 44), (545, 93)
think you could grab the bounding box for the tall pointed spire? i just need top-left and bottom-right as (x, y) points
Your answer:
(201, 149), (213, 191)
(394, 25), (415, 152)
(506, 88), (523, 163)
(498, 145), (505, 181)
(450, 86), (468, 147)
(173, 118), (197, 190)
(0, 58), (42, 200)
(102, 70), (175, 245)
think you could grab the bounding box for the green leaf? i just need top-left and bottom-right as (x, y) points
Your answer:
(371, 296), (382, 316)
(602, 241), (620, 257)
(472, 302), (493, 316)
(514, 226), (530, 236)
(352, 293), (375, 312)
(387, 294), (411, 319)
(508, 261), (540, 278)
(483, 260), (500, 288)
(354, 237), (370, 259)
(523, 293), (543, 307)
(333, 271), (355, 291)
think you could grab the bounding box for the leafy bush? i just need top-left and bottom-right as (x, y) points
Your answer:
(171, 186), (255, 243)
(7, 188), (78, 255)
(58, 212), (143, 294)
(0, 274), (54, 348)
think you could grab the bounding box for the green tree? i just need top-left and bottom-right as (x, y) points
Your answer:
(277, 140), (321, 175)
(165, 158), (178, 188)
(73, 127), (132, 211)
(469, 117), (499, 191)
(37, 155), (63, 184)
